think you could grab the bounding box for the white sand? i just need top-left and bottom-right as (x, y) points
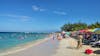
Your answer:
(0, 38), (50, 56)
(1, 37), (59, 56)
(53, 38), (100, 56)
(1, 35), (99, 56)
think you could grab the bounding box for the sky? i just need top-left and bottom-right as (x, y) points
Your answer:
(0, 0), (100, 32)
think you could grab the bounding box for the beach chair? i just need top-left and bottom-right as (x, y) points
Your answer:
(91, 40), (100, 48)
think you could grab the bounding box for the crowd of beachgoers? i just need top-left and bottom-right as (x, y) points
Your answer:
(51, 31), (100, 55)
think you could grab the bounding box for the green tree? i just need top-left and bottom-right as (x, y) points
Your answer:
(61, 22), (87, 31)
(88, 22), (100, 29)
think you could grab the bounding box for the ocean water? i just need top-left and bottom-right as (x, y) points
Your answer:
(0, 32), (48, 51)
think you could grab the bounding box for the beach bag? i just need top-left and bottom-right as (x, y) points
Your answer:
(85, 49), (93, 54)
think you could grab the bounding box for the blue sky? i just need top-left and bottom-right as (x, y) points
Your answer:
(0, 0), (100, 32)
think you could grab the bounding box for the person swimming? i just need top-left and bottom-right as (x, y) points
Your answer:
(19, 36), (24, 40)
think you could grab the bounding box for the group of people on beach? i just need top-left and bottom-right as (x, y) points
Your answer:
(51, 31), (83, 49)
(72, 32), (100, 48)
(51, 31), (70, 40)
(51, 31), (100, 49)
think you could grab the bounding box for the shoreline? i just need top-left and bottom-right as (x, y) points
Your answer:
(0, 37), (50, 56)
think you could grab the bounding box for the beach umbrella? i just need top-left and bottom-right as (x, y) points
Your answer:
(79, 30), (84, 33)
(79, 30), (89, 33)
(93, 28), (100, 34)
(79, 29), (93, 34)
(93, 28), (100, 32)
(78, 30), (85, 34)
(65, 32), (71, 36)
(62, 31), (66, 34)
(88, 29), (94, 32)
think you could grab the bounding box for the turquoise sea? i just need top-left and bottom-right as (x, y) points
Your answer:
(0, 32), (48, 51)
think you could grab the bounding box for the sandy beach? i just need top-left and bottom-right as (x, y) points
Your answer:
(0, 36), (100, 56)
(53, 38), (100, 56)
(0, 0), (100, 56)
(0, 37), (59, 56)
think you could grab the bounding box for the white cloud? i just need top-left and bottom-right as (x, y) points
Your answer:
(53, 11), (67, 15)
(32, 5), (39, 11)
(32, 5), (46, 12)
(1, 14), (31, 22)
(32, 5), (67, 16)
(7, 14), (31, 19)
(40, 9), (46, 11)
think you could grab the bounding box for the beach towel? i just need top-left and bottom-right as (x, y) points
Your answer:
(85, 49), (93, 54)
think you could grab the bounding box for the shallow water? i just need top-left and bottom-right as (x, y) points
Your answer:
(0, 32), (48, 52)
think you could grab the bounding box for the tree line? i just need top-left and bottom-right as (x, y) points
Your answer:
(61, 22), (100, 31)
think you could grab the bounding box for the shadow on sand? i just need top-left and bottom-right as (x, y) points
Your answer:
(93, 50), (100, 54)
